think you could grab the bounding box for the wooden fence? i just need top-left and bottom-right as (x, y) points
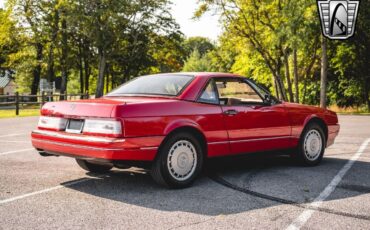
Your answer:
(0, 92), (90, 115)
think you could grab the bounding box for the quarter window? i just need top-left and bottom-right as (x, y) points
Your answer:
(198, 80), (219, 104)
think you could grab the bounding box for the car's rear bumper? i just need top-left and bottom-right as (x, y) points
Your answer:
(327, 124), (340, 147)
(31, 129), (164, 161)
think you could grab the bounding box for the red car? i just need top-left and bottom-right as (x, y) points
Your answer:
(32, 73), (340, 188)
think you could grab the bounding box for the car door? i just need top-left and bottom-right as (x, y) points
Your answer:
(214, 77), (292, 155)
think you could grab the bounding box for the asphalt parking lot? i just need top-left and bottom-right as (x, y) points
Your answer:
(0, 115), (369, 229)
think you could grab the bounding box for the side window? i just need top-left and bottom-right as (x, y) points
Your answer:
(216, 79), (263, 106)
(198, 80), (219, 104)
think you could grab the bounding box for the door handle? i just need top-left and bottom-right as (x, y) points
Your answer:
(224, 109), (239, 116)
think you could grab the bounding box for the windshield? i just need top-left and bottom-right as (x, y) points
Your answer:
(107, 74), (194, 96)
(248, 80), (280, 103)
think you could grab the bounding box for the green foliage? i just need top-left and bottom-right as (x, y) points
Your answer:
(183, 36), (215, 57)
(0, 8), (21, 74)
(196, 0), (369, 109)
(4, 0), (183, 96)
(182, 50), (212, 72)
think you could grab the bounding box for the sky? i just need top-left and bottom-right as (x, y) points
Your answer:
(170, 0), (222, 40)
(0, 0), (222, 41)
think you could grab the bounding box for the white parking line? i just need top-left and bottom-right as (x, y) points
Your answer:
(0, 140), (31, 143)
(0, 148), (35, 156)
(0, 133), (27, 138)
(286, 138), (370, 230)
(0, 178), (92, 205)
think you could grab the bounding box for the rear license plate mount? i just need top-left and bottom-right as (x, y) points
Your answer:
(65, 119), (84, 134)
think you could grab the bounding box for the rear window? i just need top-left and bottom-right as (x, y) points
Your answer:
(107, 74), (193, 96)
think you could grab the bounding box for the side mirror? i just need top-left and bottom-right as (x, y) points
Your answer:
(264, 94), (272, 105)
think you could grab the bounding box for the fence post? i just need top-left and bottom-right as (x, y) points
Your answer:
(41, 91), (45, 108)
(15, 92), (19, 116)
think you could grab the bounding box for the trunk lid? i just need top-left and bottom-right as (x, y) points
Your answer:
(41, 98), (126, 118)
(41, 96), (176, 118)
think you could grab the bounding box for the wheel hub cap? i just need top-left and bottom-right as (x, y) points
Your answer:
(304, 129), (322, 161)
(167, 140), (197, 181)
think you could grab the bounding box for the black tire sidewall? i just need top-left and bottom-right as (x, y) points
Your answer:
(157, 132), (204, 188)
(298, 123), (326, 166)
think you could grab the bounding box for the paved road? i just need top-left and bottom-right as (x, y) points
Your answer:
(0, 115), (369, 229)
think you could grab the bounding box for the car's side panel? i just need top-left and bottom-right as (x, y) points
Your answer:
(221, 103), (293, 154)
(116, 101), (230, 157)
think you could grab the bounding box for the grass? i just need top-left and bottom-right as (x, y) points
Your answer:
(328, 105), (370, 115)
(0, 109), (40, 118)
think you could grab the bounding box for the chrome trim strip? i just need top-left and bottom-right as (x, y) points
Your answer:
(139, 147), (158, 150)
(32, 129), (125, 143)
(208, 136), (292, 145)
(208, 141), (229, 145)
(230, 136), (292, 143)
(32, 138), (123, 151)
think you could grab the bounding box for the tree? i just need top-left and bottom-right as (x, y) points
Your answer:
(320, 36), (328, 108)
(183, 36), (215, 57)
(182, 49), (213, 72)
(0, 8), (21, 76)
(69, 0), (178, 97)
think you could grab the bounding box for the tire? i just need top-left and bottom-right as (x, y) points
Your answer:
(76, 159), (113, 173)
(296, 123), (326, 166)
(151, 132), (204, 189)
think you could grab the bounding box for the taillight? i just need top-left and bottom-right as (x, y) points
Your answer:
(38, 116), (68, 131)
(82, 119), (122, 137)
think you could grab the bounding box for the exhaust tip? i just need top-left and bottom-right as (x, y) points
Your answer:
(37, 149), (57, 157)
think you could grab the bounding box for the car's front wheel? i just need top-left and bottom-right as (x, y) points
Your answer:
(151, 132), (203, 188)
(76, 159), (113, 173)
(296, 123), (326, 166)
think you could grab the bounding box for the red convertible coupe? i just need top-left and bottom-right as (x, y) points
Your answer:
(32, 73), (340, 188)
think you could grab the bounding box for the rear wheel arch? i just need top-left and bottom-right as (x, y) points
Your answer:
(160, 126), (207, 158)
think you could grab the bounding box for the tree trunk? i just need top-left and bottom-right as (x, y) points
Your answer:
(46, 45), (55, 83)
(96, 48), (106, 98)
(82, 41), (90, 94)
(284, 49), (294, 102)
(277, 74), (287, 101)
(272, 77), (280, 100)
(365, 77), (370, 111)
(60, 18), (68, 100)
(105, 64), (110, 93)
(293, 49), (299, 103)
(46, 10), (59, 83)
(302, 77), (308, 104)
(79, 62), (84, 94)
(111, 70), (115, 90)
(84, 61), (90, 94)
(320, 36), (328, 108)
(78, 43), (84, 95)
(31, 43), (43, 99)
(274, 57), (287, 101)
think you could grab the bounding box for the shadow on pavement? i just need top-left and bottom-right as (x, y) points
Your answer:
(64, 153), (370, 217)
